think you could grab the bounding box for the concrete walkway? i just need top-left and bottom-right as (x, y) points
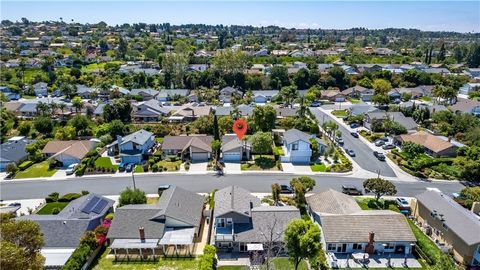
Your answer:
(224, 162), (242, 174)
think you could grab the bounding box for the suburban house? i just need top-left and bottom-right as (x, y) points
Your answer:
(320, 90), (345, 102)
(107, 129), (155, 164)
(219, 87), (243, 103)
(363, 111), (418, 132)
(394, 131), (461, 157)
(215, 104), (254, 117)
(76, 84), (97, 99)
(130, 88), (160, 101)
(213, 186), (301, 253)
(348, 104), (381, 116)
(0, 136), (34, 171)
(307, 189), (416, 255)
(275, 107), (299, 118)
(221, 134), (251, 162)
(161, 135), (213, 162)
(132, 99), (171, 122)
(33, 82), (48, 97)
(157, 89), (190, 102)
(17, 194), (114, 268)
(451, 98), (480, 117)
(342, 85), (374, 102)
(280, 128), (326, 163)
(168, 103), (213, 122)
(388, 89), (402, 101)
(412, 190), (480, 266)
(459, 83), (480, 95)
(251, 90), (279, 104)
(0, 86), (20, 101)
(42, 140), (97, 166)
(107, 186), (205, 258)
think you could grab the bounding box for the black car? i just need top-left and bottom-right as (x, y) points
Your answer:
(280, 184), (294, 194)
(373, 151), (386, 161)
(125, 163), (134, 172)
(341, 185), (363, 195)
(350, 132), (359, 138)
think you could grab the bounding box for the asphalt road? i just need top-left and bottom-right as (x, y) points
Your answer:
(310, 107), (396, 177)
(0, 173), (464, 200)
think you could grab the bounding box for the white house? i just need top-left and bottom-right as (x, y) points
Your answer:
(281, 129), (326, 163)
(108, 129), (155, 164)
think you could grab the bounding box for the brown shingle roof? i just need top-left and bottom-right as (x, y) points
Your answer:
(396, 131), (456, 154)
(162, 135), (213, 153)
(42, 140), (95, 159)
(307, 189), (361, 215)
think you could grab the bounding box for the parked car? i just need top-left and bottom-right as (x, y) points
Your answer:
(380, 137), (389, 142)
(310, 101), (321, 107)
(382, 144), (395, 150)
(346, 149), (356, 157)
(8, 202), (21, 207)
(280, 184), (294, 194)
(341, 185), (363, 195)
(335, 137), (344, 145)
(373, 151), (386, 161)
(396, 197), (410, 209)
(350, 132), (359, 138)
(374, 140), (385, 147)
(125, 163), (134, 172)
(118, 163), (126, 172)
(65, 163), (78, 175)
(350, 123), (360, 128)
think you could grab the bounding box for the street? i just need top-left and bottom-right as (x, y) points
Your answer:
(310, 107), (396, 177)
(0, 173), (464, 200)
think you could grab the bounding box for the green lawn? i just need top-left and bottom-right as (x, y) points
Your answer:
(94, 157), (119, 170)
(36, 202), (68, 215)
(217, 266), (249, 270)
(156, 160), (182, 171)
(348, 98), (361, 104)
(241, 155), (279, 171)
(81, 61), (123, 73)
(15, 161), (57, 179)
(273, 146), (285, 156)
(310, 163), (326, 172)
(134, 165), (144, 173)
(271, 258), (308, 270)
(22, 95), (36, 99)
(355, 198), (400, 212)
(420, 96), (432, 102)
(92, 250), (199, 270)
(331, 109), (349, 118)
(155, 137), (164, 143)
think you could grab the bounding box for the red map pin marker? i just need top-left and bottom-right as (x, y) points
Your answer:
(233, 118), (247, 140)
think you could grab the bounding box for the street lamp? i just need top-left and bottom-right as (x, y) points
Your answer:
(131, 169), (136, 190)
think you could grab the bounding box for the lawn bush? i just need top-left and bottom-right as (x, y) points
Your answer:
(58, 193), (82, 202)
(105, 213), (114, 220)
(51, 207), (61, 214)
(46, 192), (60, 203)
(75, 163), (87, 176)
(18, 161), (33, 171)
(62, 243), (92, 270)
(199, 245), (216, 270)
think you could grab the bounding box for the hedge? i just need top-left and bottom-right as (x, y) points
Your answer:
(198, 245), (216, 270)
(18, 160), (33, 171)
(62, 243), (92, 270)
(58, 193), (82, 202)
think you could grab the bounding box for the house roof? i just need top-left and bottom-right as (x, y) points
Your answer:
(120, 129), (153, 146)
(321, 211), (415, 243)
(158, 89), (190, 97)
(161, 135), (213, 152)
(215, 105), (254, 116)
(321, 89), (343, 98)
(0, 137), (34, 163)
(366, 111), (418, 130)
(171, 104), (212, 118)
(42, 140), (96, 160)
(214, 186), (261, 218)
(130, 88), (159, 97)
(451, 98), (480, 114)
(283, 128), (313, 145)
(349, 104), (380, 116)
(235, 206), (301, 243)
(307, 189), (362, 215)
(396, 131), (457, 154)
(342, 85), (372, 95)
(107, 186), (203, 240)
(134, 99), (171, 115)
(275, 107), (298, 117)
(252, 90), (279, 97)
(221, 134), (250, 152)
(416, 190), (480, 246)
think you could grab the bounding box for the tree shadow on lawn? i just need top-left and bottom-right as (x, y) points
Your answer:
(254, 156), (276, 169)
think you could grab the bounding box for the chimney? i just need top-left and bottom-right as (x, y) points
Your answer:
(139, 227), (145, 243)
(365, 231), (375, 254)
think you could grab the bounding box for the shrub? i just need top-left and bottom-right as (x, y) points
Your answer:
(51, 207), (61, 215)
(185, 163), (190, 170)
(81, 190), (89, 195)
(46, 192), (60, 203)
(105, 213), (114, 220)
(59, 193), (82, 202)
(62, 243), (92, 270)
(151, 164), (159, 172)
(18, 161), (33, 171)
(118, 187), (147, 207)
(169, 156), (178, 162)
(94, 225), (108, 236)
(79, 231), (97, 250)
(75, 163), (87, 176)
(199, 245), (216, 270)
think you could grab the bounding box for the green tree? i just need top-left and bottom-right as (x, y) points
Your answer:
(17, 121), (32, 136)
(68, 115), (90, 134)
(118, 187), (147, 207)
(211, 140), (221, 160)
(251, 131), (273, 156)
(327, 66), (349, 89)
(269, 66), (290, 89)
(363, 178), (397, 201)
(402, 141), (425, 157)
(71, 96), (84, 113)
(437, 43), (446, 62)
(144, 46), (158, 60)
(34, 116), (53, 134)
(372, 79), (392, 95)
(459, 186), (480, 209)
(6, 163), (18, 175)
(252, 105), (277, 132)
(290, 176), (316, 192)
(280, 86), (298, 108)
(284, 219), (321, 270)
(213, 114), (220, 140)
(271, 183), (281, 206)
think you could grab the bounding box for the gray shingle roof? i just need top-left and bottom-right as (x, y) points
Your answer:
(221, 134), (251, 152)
(416, 190), (480, 246)
(0, 138), (34, 163)
(283, 128), (313, 145)
(214, 186), (261, 218)
(367, 111), (418, 130)
(307, 189), (361, 215)
(120, 129), (153, 146)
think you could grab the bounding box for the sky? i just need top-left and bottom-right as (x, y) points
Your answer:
(1, 1), (479, 33)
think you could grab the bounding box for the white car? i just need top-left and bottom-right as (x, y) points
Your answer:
(65, 163), (78, 175)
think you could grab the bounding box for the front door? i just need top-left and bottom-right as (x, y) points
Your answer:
(337, 244), (347, 253)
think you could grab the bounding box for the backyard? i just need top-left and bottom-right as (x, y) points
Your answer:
(36, 202), (68, 215)
(241, 155), (280, 171)
(15, 161), (57, 179)
(92, 251), (199, 270)
(355, 197), (400, 212)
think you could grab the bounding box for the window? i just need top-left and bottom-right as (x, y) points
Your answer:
(327, 244), (336, 251)
(217, 218), (225, 228)
(353, 243), (363, 250)
(227, 218), (233, 225)
(384, 243), (395, 249)
(292, 143), (299, 150)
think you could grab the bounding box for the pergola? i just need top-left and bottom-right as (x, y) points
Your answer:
(110, 239), (160, 261)
(158, 228), (196, 257)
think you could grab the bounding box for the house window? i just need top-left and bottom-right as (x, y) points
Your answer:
(217, 218), (225, 228)
(327, 244), (336, 251)
(292, 143), (299, 150)
(384, 243), (395, 249)
(353, 243), (363, 250)
(227, 218), (233, 225)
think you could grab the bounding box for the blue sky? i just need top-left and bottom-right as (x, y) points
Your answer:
(1, 1), (479, 33)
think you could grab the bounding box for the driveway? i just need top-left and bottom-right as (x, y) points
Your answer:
(188, 162), (208, 173)
(310, 107), (396, 177)
(281, 162), (312, 174)
(223, 162), (241, 174)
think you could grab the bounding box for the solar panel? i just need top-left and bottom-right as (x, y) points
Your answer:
(92, 200), (108, 214)
(81, 197), (100, 214)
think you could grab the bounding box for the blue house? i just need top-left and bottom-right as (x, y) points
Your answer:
(252, 90), (279, 104)
(107, 129), (155, 164)
(33, 82), (48, 97)
(280, 129), (326, 163)
(0, 86), (20, 101)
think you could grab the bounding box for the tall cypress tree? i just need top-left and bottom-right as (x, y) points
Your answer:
(213, 114), (220, 141)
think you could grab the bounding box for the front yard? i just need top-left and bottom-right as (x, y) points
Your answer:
(355, 197), (399, 212)
(94, 157), (119, 171)
(154, 159), (182, 172)
(241, 155), (281, 171)
(359, 130), (383, 142)
(36, 202), (69, 215)
(310, 163), (326, 172)
(331, 109), (349, 118)
(15, 161), (57, 179)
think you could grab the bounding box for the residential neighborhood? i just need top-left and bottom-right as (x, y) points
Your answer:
(1, 2), (480, 270)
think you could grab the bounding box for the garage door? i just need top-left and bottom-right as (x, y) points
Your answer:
(291, 155), (310, 163)
(192, 152), (209, 162)
(335, 97), (346, 102)
(223, 152), (241, 162)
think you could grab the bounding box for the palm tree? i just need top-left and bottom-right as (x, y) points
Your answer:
(49, 103), (58, 117)
(280, 86), (298, 108)
(58, 103), (67, 120)
(36, 101), (49, 116)
(71, 96), (84, 113)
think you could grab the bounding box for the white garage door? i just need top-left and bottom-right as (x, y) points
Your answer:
(192, 152), (209, 162)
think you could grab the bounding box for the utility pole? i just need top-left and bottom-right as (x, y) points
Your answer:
(132, 170), (136, 190)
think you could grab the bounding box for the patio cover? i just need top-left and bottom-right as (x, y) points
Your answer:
(110, 238), (159, 249)
(158, 228), (195, 245)
(247, 244), (264, 251)
(41, 248), (75, 267)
